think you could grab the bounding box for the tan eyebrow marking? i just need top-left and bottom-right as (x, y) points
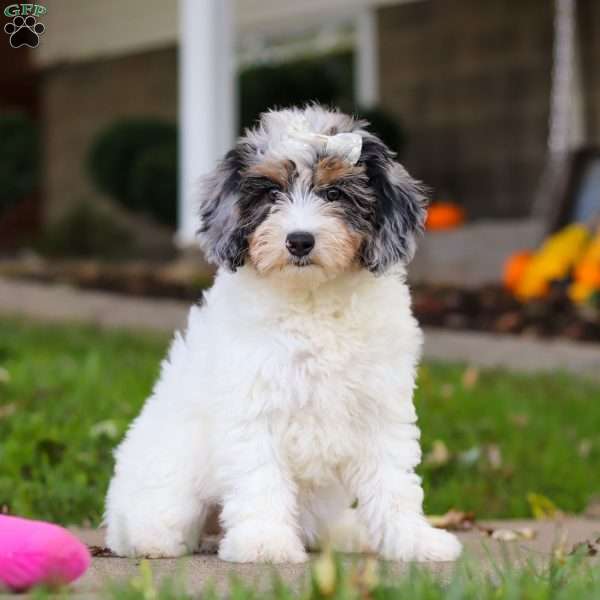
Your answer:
(245, 159), (295, 190)
(313, 156), (365, 188)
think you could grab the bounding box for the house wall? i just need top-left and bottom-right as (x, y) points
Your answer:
(377, 0), (554, 219)
(580, 0), (600, 145)
(42, 47), (177, 226)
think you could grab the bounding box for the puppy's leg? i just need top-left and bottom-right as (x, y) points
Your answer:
(105, 407), (211, 557)
(298, 484), (371, 553)
(218, 420), (306, 564)
(105, 336), (212, 558)
(342, 424), (462, 562)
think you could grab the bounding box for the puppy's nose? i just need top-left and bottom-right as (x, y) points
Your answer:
(286, 231), (315, 257)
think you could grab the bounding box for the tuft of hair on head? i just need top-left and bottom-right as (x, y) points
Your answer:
(357, 134), (428, 273)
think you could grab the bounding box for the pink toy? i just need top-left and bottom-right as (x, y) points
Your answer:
(0, 515), (91, 592)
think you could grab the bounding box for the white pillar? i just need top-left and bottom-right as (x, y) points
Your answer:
(178, 0), (236, 246)
(354, 8), (379, 109)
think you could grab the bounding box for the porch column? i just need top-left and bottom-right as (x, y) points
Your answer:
(178, 0), (236, 246)
(354, 8), (379, 109)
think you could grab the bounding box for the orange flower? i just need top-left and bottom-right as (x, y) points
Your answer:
(503, 251), (533, 292)
(426, 202), (465, 231)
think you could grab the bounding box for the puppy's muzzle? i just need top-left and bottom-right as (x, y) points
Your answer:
(286, 231), (315, 258)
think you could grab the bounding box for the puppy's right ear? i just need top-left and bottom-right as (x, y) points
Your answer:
(197, 143), (253, 270)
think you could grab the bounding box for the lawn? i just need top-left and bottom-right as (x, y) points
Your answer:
(1, 318), (600, 526)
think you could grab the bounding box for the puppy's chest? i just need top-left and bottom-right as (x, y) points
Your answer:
(270, 309), (376, 483)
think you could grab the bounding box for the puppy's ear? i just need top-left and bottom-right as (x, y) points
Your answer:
(197, 144), (253, 271)
(359, 135), (427, 273)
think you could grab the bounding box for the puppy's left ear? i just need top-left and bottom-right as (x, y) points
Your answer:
(359, 135), (428, 273)
(197, 143), (253, 270)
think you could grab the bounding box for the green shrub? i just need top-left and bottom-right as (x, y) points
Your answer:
(239, 51), (406, 155)
(38, 202), (133, 259)
(87, 119), (177, 227)
(0, 112), (39, 215)
(128, 141), (178, 227)
(239, 51), (354, 131)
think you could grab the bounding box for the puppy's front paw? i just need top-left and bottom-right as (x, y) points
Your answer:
(219, 521), (307, 563)
(416, 526), (462, 562)
(379, 517), (462, 562)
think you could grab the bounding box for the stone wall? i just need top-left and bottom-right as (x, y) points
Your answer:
(377, 0), (554, 219)
(41, 46), (177, 246)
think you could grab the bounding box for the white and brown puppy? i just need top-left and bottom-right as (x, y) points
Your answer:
(105, 105), (462, 563)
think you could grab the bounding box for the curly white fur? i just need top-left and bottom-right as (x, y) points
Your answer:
(105, 266), (461, 562)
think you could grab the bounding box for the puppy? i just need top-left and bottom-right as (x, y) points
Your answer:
(105, 105), (462, 563)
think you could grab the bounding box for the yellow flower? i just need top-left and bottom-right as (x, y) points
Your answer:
(516, 224), (590, 300)
(569, 280), (595, 304)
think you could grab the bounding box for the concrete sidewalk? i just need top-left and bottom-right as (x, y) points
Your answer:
(56, 519), (599, 596)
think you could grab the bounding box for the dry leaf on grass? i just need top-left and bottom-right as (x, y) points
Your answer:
(440, 384), (455, 399)
(424, 440), (451, 468)
(462, 366), (479, 389)
(486, 444), (503, 470)
(428, 510), (476, 531)
(527, 492), (563, 520)
(578, 439), (593, 459)
(0, 367), (10, 383)
(0, 403), (17, 419)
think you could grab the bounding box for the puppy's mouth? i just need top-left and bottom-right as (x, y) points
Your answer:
(288, 255), (313, 268)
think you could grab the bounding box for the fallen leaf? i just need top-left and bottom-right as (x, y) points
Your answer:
(0, 403), (16, 419)
(527, 492), (562, 520)
(440, 384), (454, 399)
(428, 510), (476, 531)
(424, 440), (451, 468)
(88, 545), (116, 557)
(462, 366), (479, 389)
(518, 527), (537, 540)
(509, 413), (530, 428)
(578, 439), (593, 459)
(486, 444), (503, 470)
(89, 420), (119, 439)
(490, 527), (537, 542)
(492, 529), (519, 541)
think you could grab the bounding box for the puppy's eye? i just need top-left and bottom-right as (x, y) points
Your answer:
(326, 188), (341, 201)
(268, 188), (280, 201)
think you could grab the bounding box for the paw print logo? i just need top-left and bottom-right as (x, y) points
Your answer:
(4, 15), (45, 48)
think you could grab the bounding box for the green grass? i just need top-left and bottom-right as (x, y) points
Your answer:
(27, 551), (600, 599)
(1, 318), (600, 525)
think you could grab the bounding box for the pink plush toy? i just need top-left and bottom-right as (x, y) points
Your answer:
(0, 515), (91, 592)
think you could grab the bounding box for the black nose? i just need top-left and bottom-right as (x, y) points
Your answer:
(286, 231), (315, 257)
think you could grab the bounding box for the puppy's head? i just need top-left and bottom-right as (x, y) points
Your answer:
(198, 105), (427, 281)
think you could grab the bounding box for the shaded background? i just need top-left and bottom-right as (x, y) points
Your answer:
(0, 0), (599, 336)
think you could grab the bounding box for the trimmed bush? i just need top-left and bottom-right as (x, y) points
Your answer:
(87, 119), (177, 226)
(128, 141), (178, 227)
(0, 112), (39, 215)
